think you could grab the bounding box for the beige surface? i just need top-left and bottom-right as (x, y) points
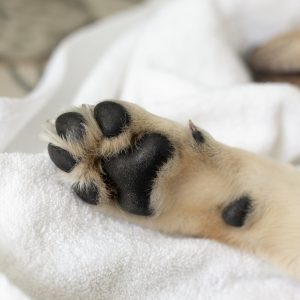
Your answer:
(0, 0), (142, 97)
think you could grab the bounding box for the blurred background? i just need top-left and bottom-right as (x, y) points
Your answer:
(0, 0), (142, 97)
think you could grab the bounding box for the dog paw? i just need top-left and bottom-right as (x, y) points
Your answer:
(43, 99), (300, 281)
(43, 99), (256, 239)
(43, 101), (180, 216)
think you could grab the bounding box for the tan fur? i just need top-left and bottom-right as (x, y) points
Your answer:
(248, 29), (300, 86)
(249, 29), (300, 73)
(43, 100), (300, 280)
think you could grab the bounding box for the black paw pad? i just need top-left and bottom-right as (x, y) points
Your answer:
(189, 120), (205, 144)
(48, 144), (76, 173)
(192, 130), (205, 144)
(94, 101), (130, 138)
(55, 112), (86, 140)
(222, 196), (252, 227)
(102, 133), (174, 216)
(72, 182), (99, 205)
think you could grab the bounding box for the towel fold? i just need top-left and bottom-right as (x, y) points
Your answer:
(1, 0), (300, 298)
(1, 153), (300, 299)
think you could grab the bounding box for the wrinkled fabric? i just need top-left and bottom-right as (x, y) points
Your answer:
(1, 0), (300, 298)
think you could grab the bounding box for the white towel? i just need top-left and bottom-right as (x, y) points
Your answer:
(1, 0), (300, 298)
(1, 153), (300, 299)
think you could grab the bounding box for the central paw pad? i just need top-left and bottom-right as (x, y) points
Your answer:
(46, 100), (174, 216)
(103, 133), (174, 216)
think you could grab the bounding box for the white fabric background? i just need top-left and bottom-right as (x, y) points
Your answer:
(1, 0), (300, 298)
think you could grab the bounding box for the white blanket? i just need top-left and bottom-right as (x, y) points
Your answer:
(1, 0), (300, 298)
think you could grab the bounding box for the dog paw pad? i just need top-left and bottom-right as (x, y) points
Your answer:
(72, 183), (99, 205)
(55, 112), (86, 140)
(48, 144), (77, 173)
(94, 101), (130, 138)
(46, 101), (176, 216)
(222, 196), (252, 227)
(102, 133), (174, 216)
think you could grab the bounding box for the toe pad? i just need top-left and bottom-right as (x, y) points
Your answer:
(55, 112), (86, 140)
(94, 101), (130, 138)
(48, 144), (77, 173)
(72, 183), (99, 205)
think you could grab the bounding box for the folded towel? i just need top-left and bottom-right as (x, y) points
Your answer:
(0, 272), (29, 300)
(1, 153), (300, 299)
(1, 0), (300, 299)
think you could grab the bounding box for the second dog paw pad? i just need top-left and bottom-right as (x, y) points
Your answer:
(72, 182), (99, 205)
(48, 143), (77, 173)
(55, 112), (86, 141)
(94, 101), (130, 138)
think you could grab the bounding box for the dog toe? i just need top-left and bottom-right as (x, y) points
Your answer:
(48, 143), (77, 173)
(94, 101), (130, 138)
(55, 112), (86, 140)
(72, 182), (99, 205)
